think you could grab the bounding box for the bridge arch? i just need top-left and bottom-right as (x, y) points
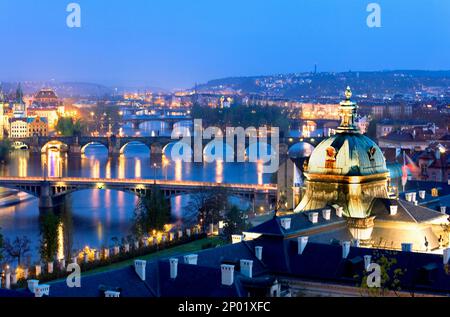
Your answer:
(119, 141), (151, 155)
(12, 141), (29, 150)
(202, 141), (234, 162)
(41, 140), (69, 153)
(134, 119), (170, 131)
(245, 141), (276, 161)
(80, 142), (109, 154)
(288, 142), (315, 158)
(162, 141), (193, 161)
(173, 120), (193, 130)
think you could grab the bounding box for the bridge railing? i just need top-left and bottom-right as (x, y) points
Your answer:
(0, 176), (277, 191)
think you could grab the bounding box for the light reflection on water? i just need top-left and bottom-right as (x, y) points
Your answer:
(0, 122), (271, 260)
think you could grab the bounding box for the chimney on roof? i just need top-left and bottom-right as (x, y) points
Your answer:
(308, 212), (318, 224)
(34, 284), (50, 297)
(231, 234), (243, 244)
(134, 260), (146, 281)
(443, 248), (450, 265)
(221, 264), (234, 286)
(336, 206), (343, 218)
(389, 205), (398, 216)
(169, 258), (178, 279)
(3, 270), (11, 290)
(342, 241), (351, 259)
(255, 246), (263, 261)
(441, 206), (447, 214)
(280, 218), (291, 230)
(364, 255), (372, 270)
(405, 193), (412, 202)
(104, 290), (120, 297)
(411, 192), (417, 202)
(27, 279), (39, 293)
(401, 243), (413, 252)
(322, 209), (331, 220)
(419, 190), (426, 199)
(298, 236), (308, 255)
(240, 259), (253, 278)
(183, 254), (198, 265)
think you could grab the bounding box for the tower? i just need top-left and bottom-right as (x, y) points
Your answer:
(13, 83), (26, 118)
(294, 87), (390, 218)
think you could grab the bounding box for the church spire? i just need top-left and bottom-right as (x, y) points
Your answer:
(16, 83), (24, 103)
(336, 86), (359, 133)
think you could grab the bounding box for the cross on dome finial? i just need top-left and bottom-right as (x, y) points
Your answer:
(345, 86), (352, 100)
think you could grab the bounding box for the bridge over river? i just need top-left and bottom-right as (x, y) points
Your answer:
(0, 176), (277, 210)
(11, 135), (324, 158)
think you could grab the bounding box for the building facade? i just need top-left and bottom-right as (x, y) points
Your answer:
(27, 116), (48, 137)
(9, 118), (28, 138)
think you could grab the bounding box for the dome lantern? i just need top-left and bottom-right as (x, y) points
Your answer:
(337, 86), (359, 133)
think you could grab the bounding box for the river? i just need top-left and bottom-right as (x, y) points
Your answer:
(0, 121), (274, 263)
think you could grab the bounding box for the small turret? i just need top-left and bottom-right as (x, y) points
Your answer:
(336, 86), (359, 133)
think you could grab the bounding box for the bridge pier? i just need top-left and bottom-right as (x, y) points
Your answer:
(39, 182), (54, 209)
(30, 146), (42, 153)
(151, 143), (163, 161)
(108, 144), (122, 157)
(69, 144), (82, 155)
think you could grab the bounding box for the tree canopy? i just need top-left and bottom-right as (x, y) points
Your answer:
(132, 186), (171, 238)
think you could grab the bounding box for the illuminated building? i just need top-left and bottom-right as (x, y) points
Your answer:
(286, 87), (450, 251)
(0, 87), (5, 139)
(300, 103), (340, 120)
(28, 108), (59, 128)
(27, 116), (48, 137)
(9, 118), (28, 138)
(32, 88), (62, 108)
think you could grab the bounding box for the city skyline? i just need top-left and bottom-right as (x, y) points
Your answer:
(1, 0), (449, 89)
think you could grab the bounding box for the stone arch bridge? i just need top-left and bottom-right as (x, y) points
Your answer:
(11, 135), (324, 158)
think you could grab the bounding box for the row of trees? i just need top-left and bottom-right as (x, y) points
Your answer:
(132, 186), (171, 237)
(56, 117), (87, 137)
(191, 104), (290, 136)
(185, 187), (249, 237)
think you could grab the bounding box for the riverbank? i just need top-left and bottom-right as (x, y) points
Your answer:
(23, 236), (227, 287)
(78, 236), (226, 277)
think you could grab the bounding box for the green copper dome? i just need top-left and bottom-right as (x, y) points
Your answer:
(306, 87), (388, 176)
(306, 132), (388, 176)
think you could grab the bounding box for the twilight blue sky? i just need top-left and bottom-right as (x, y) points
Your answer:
(0, 0), (449, 89)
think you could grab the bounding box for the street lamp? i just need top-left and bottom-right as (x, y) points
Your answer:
(152, 162), (159, 184)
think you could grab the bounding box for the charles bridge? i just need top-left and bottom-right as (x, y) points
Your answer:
(11, 135), (324, 158)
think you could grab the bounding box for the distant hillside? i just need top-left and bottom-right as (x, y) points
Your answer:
(0, 81), (167, 98)
(196, 70), (450, 98)
(0, 81), (113, 98)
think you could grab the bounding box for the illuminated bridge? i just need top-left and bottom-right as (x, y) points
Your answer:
(121, 114), (192, 129)
(11, 135), (325, 157)
(0, 176), (277, 210)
